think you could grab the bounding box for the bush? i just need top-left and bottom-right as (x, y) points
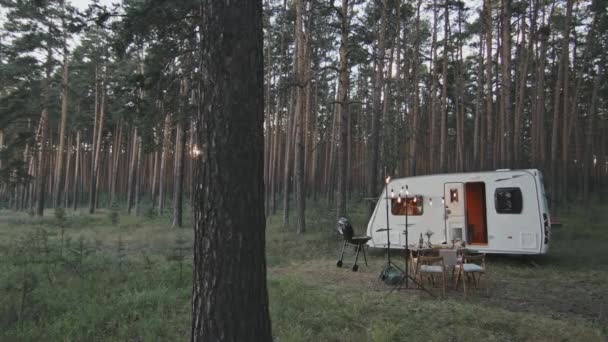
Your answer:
(144, 207), (157, 219)
(108, 201), (120, 225)
(54, 208), (67, 227)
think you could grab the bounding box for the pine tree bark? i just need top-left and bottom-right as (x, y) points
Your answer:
(533, 1), (551, 169)
(513, 4), (533, 168)
(0, 130), (3, 173)
(158, 114), (172, 215)
(367, 0), (387, 217)
(127, 127), (138, 215)
(439, 0), (449, 173)
(151, 149), (159, 207)
(134, 136), (143, 216)
(35, 45), (52, 217)
(581, 6), (602, 214)
(111, 119), (123, 204)
(560, 0), (574, 209)
(429, 0), (438, 173)
(89, 65), (106, 214)
(500, 0), (512, 168)
(264, 0), (274, 215)
(54, 37), (69, 208)
(191, 0), (272, 340)
(293, 0), (306, 234)
(484, 0), (493, 170)
(550, 0), (573, 206)
(336, 0), (350, 220)
(409, 0), (422, 176)
(455, 4), (465, 172)
(63, 134), (72, 208)
(271, 0), (288, 215)
(172, 113), (187, 228)
(474, 20), (484, 170)
(72, 130), (80, 210)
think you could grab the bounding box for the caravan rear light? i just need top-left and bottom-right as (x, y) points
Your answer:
(543, 213), (550, 244)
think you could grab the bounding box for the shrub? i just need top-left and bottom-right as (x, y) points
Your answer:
(108, 201), (120, 225)
(54, 208), (67, 227)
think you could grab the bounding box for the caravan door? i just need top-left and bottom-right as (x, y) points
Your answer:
(444, 183), (466, 243)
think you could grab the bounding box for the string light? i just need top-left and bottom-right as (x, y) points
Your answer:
(441, 196), (445, 204)
(385, 176), (391, 184)
(390, 188), (395, 199)
(429, 197), (433, 206)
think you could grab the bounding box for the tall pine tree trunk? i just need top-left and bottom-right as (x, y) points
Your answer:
(439, 0), (449, 173)
(474, 22), (484, 170)
(172, 115), (187, 228)
(410, 0), (422, 176)
(500, 0), (512, 168)
(158, 114), (171, 215)
(72, 130), (80, 210)
(54, 38), (69, 208)
(111, 119), (123, 204)
(484, 0), (493, 170)
(35, 45), (52, 217)
(367, 0), (387, 217)
(293, 0), (306, 234)
(550, 0), (573, 207)
(191, 1), (272, 339)
(134, 137), (143, 216)
(336, 0), (350, 220)
(127, 127), (138, 215)
(429, 0), (438, 173)
(63, 134), (72, 208)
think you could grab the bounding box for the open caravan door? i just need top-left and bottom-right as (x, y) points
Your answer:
(444, 182), (465, 243)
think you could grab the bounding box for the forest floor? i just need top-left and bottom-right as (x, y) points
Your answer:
(0, 201), (607, 341)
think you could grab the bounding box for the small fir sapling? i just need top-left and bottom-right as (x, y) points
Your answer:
(109, 200), (120, 225)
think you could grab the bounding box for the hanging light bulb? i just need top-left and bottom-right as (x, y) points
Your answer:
(441, 196), (445, 204)
(390, 188), (395, 198)
(413, 196), (417, 203)
(405, 185), (409, 196)
(397, 194), (402, 203)
(385, 176), (391, 184)
(429, 197), (433, 206)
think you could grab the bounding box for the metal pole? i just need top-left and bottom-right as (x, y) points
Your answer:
(405, 184), (409, 288)
(384, 175), (391, 264)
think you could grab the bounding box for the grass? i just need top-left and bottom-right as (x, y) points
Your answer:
(0, 200), (607, 341)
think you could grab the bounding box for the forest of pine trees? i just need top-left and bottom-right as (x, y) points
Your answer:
(1, 0), (607, 225)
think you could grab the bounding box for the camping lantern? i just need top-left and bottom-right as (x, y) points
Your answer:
(450, 188), (458, 202)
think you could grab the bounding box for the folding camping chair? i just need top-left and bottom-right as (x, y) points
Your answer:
(415, 255), (447, 298)
(336, 217), (371, 272)
(454, 253), (489, 298)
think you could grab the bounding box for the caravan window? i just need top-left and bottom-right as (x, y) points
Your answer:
(494, 188), (523, 214)
(391, 196), (423, 216)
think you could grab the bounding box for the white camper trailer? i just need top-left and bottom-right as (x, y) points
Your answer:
(366, 169), (551, 255)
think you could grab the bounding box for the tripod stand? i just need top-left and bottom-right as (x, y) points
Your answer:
(379, 175), (404, 283)
(391, 185), (432, 295)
